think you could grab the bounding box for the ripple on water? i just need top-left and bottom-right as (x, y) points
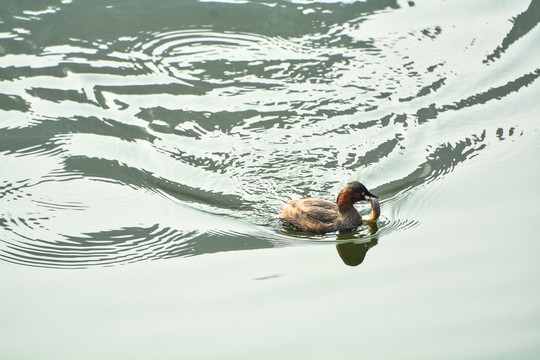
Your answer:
(0, 134), (269, 268)
(0, 171), (274, 268)
(127, 29), (309, 92)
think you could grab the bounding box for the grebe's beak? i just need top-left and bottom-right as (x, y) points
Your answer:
(364, 189), (378, 200)
(364, 195), (380, 222)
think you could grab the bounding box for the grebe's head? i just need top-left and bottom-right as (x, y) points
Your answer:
(337, 181), (380, 221)
(337, 181), (378, 204)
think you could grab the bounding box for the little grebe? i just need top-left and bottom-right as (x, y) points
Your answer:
(279, 181), (380, 234)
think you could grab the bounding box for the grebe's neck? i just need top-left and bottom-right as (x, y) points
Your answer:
(337, 202), (355, 214)
(336, 189), (356, 213)
(337, 203), (362, 230)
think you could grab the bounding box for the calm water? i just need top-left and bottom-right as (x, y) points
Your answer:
(1, 0), (539, 358)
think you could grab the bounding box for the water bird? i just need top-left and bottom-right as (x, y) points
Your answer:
(279, 181), (380, 234)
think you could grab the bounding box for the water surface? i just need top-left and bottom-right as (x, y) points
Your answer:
(1, 0), (539, 358)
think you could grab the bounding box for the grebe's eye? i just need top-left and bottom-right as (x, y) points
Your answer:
(362, 192), (365, 196)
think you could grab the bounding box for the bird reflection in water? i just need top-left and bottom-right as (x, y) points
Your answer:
(279, 221), (379, 267)
(335, 222), (379, 267)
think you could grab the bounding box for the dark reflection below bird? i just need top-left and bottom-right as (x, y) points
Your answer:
(336, 222), (379, 266)
(279, 181), (380, 234)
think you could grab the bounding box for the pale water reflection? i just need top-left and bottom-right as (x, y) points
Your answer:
(1, 0), (539, 358)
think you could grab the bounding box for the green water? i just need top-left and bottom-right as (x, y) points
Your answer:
(1, 0), (539, 358)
